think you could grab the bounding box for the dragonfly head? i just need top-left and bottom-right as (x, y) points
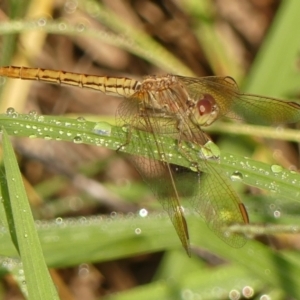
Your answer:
(192, 93), (219, 126)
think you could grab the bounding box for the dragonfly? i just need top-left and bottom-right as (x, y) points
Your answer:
(1, 66), (300, 256)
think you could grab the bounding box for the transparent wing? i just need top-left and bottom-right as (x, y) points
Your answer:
(116, 97), (195, 255)
(178, 75), (300, 125)
(190, 161), (248, 247)
(230, 93), (300, 125)
(177, 114), (249, 247)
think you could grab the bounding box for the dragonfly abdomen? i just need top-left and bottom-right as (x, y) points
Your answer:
(0, 66), (140, 98)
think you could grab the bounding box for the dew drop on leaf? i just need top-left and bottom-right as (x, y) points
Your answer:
(271, 164), (283, 173)
(73, 136), (83, 144)
(230, 171), (243, 182)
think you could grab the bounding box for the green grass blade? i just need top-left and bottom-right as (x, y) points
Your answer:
(0, 212), (299, 298)
(1, 128), (59, 299)
(243, 0), (300, 96)
(0, 111), (299, 202)
(0, 18), (193, 76)
(105, 264), (262, 300)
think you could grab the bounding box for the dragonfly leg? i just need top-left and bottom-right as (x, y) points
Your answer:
(116, 124), (133, 152)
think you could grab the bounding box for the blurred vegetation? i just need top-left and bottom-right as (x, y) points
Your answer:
(0, 0), (300, 299)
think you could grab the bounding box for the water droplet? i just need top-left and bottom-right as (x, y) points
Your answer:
(93, 123), (112, 136)
(6, 107), (15, 114)
(6, 107), (18, 118)
(75, 23), (86, 32)
(110, 211), (117, 218)
(160, 153), (166, 162)
(139, 208), (148, 217)
(274, 210), (281, 218)
(242, 286), (254, 298)
(79, 216), (87, 224)
(73, 136), (82, 144)
(260, 295), (271, 300)
(121, 124), (130, 133)
(271, 164), (283, 173)
(44, 135), (52, 140)
(28, 110), (37, 118)
(135, 228), (142, 235)
(229, 289), (240, 300)
(76, 116), (86, 122)
(64, 0), (78, 14)
(18, 269), (24, 275)
(56, 217), (63, 225)
(189, 162), (198, 172)
(230, 171), (243, 182)
(58, 22), (67, 31)
(29, 134), (37, 138)
(181, 289), (194, 300)
(268, 181), (278, 193)
(37, 18), (47, 27)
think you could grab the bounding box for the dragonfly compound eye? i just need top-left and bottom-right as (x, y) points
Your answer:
(197, 93), (216, 116)
(192, 93), (219, 126)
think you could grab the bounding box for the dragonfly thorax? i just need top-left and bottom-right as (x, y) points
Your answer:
(139, 75), (190, 113)
(141, 75), (176, 91)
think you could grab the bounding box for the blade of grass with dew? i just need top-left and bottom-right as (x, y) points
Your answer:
(0, 128), (59, 299)
(0, 212), (299, 297)
(188, 215), (300, 299)
(0, 17), (194, 77)
(0, 111), (299, 201)
(105, 264), (263, 300)
(0, 213), (197, 265)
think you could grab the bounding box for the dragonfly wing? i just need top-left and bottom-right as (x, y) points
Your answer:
(177, 119), (248, 248)
(178, 75), (300, 125)
(230, 93), (300, 125)
(190, 161), (248, 247)
(116, 98), (196, 255)
(124, 131), (195, 255)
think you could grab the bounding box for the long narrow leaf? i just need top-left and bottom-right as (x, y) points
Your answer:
(1, 128), (59, 299)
